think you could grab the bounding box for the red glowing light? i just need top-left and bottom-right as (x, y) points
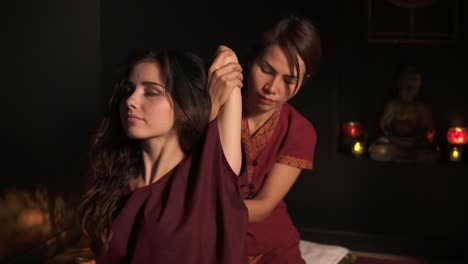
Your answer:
(342, 122), (364, 138)
(447, 127), (468, 145)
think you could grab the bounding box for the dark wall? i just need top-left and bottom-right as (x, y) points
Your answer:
(286, 1), (468, 260)
(2, 0), (101, 196)
(100, 0), (340, 102)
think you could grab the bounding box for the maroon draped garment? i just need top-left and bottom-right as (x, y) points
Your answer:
(96, 119), (248, 264)
(240, 103), (317, 264)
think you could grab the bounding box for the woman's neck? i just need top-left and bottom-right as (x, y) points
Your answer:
(140, 131), (185, 186)
(244, 105), (278, 136)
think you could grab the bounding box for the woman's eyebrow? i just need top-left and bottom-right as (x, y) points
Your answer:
(263, 60), (298, 79)
(142, 81), (165, 88)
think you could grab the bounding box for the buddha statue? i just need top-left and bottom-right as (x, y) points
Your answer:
(369, 64), (439, 162)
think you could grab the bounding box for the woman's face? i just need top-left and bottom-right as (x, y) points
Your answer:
(119, 62), (176, 140)
(246, 44), (306, 115)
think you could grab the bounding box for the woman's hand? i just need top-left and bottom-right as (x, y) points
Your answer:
(208, 45), (243, 121)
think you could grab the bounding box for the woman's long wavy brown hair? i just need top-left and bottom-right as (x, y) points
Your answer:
(78, 49), (210, 254)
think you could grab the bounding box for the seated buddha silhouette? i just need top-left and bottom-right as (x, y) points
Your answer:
(369, 64), (439, 162)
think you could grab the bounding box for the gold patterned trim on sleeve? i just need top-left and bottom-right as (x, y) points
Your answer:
(277, 155), (313, 169)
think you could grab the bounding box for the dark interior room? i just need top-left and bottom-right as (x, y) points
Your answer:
(2, 0), (466, 263)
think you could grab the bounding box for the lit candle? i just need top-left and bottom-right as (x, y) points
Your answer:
(449, 147), (461, 162)
(352, 141), (365, 156)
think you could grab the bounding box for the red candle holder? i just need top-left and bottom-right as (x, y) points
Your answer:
(341, 121), (364, 139)
(447, 127), (468, 145)
(340, 121), (368, 157)
(446, 127), (467, 162)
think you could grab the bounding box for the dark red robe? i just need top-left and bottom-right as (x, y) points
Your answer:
(240, 103), (316, 264)
(96, 119), (248, 264)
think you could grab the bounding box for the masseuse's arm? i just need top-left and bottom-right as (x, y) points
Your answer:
(244, 164), (302, 223)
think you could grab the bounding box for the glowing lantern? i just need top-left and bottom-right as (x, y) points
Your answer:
(447, 127), (468, 145)
(341, 122), (364, 138)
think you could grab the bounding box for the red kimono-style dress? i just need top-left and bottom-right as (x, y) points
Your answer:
(95, 119), (248, 264)
(240, 103), (316, 264)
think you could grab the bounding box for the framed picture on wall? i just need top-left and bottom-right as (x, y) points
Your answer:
(367, 0), (459, 44)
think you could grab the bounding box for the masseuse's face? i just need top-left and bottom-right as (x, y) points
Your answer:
(246, 44), (306, 115)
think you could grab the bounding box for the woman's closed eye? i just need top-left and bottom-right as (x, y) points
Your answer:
(142, 81), (165, 97)
(259, 63), (274, 75)
(284, 77), (297, 85)
(144, 89), (161, 96)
